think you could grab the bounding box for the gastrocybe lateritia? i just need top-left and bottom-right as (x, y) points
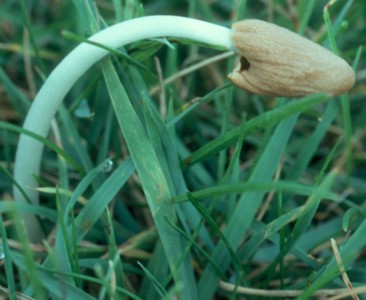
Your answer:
(228, 19), (355, 97)
(13, 16), (355, 241)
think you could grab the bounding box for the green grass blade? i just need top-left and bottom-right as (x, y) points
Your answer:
(101, 58), (198, 299)
(198, 114), (299, 298)
(96, 106), (114, 164)
(55, 187), (76, 284)
(324, 4), (353, 174)
(10, 251), (95, 299)
(0, 202), (57, 221)
(40, 159), (134, 295)
(167, 84), (231, 128)
(131, 67), (213, 247)
(0, 121), (82, 173)
(262, 170), (338, 286)
(0, 66), (30, 119)
(66, 158), (116, 215)
(138, 241), (169, 300)
(10, 209), (46, 299)
(58, 105), (95, 176)
(300, 218), (366, 298)
(105, 209), (125, 298)
(0, 214), (16, 300)
(298, 0), (316, 35)
(172, 181), (341, 204)
(238, 206), (303, 260)
(74, 159), (134, 241)
(18, 0), (45, 72)
(61, 30), (153, 75)
(138, 261), (168, 299)
(187, 192), (248, 285)
(185, 94), (329, 166)
(287, 100), (338, 181)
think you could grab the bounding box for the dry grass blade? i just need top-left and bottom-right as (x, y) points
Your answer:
(330, 238), (359, 300)
(149, 51), (233, 95)
(219, 281), (366, 298)
(0, 286), (34, 300)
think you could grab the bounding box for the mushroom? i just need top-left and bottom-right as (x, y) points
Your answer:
(228, 19), (355, 97)
(13, 16), (355, 241)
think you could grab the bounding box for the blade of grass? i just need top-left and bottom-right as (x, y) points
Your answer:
(58, 105), (95, 179)
(166, 84), (231, 127)
(352, 46), (363, 70)
(298, 0), (316, 35)
(96, 106), (114, 164)
(61, 30), (153, 76)
(112, 0), (123, 22)
(217, 85), (234, 180)
(172, 181), (342, 204)
(0, 163), (31, 204)
(315, 136), (342, 184)
(38, 158), (134, 296)
(277, 191), (285, 289)
(172, 124), (247, 281)
(10, 209), (46, 299)
(66, 158), (118, 216)
(137, 261), (168, 299)
(185, 94), (329, 166)
(0, 214), (16, 300)
(262, 134), (345, 283)
(286, 100), (338, 181)
(175, 138), (216, 187)
(10, 251), (95, 299)
(101, 58), (198, 299)
(105, 209), (125, 298)
(131, 66), (213, 247)
(0, 202), (57, 221)
(329, 0), (354, 35)
(300, 218), (366, 299)
(138, 241), (169, 300)
(94, 256), (115, 300)
(187, 192), (248, 285)
(324, 3), (353, 175)
(262, 169), (338, 287)
(342, 207), (362, 232)
(73, 159), (134, 242)
(164, 126), (247, 288)
(238, 205), (303, 260)
(0, 121), (82, 173)
(164, 218), (225, 278)
(0, 66), (30, 119)
(18, 0), (45, 73)
(198, 114), (299, 298)
(55, 187), (76, 285)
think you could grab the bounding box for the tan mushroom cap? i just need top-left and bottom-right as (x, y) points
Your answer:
(228, 19), (355, 97)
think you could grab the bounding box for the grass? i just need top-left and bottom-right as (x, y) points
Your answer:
(0, 0), (365, 299)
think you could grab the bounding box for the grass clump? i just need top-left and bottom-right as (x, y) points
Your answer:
(0, 0), (365, 299)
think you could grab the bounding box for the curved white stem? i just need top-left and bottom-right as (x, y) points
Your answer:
(13, 16), (233, 240)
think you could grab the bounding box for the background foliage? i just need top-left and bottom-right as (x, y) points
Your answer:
(0, 0), (365, 299)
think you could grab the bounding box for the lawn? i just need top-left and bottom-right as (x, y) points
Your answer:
(0, 0), (365, 299)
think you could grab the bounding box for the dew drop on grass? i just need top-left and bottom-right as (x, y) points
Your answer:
(102, 159), (113, 172)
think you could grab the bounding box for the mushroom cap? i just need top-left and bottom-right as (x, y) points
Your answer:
(228, 19), (355, 97)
